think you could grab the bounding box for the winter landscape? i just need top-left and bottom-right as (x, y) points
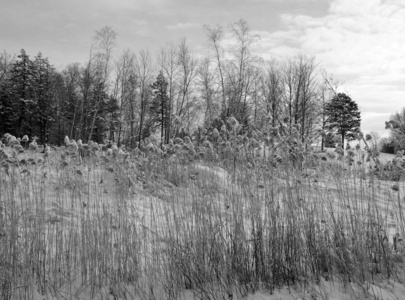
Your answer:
(1, 0), (405, 299)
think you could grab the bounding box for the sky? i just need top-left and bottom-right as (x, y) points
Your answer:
(1, 0), (404, 138)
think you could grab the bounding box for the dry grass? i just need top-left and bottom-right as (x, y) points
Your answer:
(0, 143), (405, 299)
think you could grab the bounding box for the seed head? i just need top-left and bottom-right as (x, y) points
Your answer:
(184, 136), (191, 144)
(202, 140), (212, 149)
(29, 140), (39, 151)
(8, 136), (20, 146)
(0, 149), (11, 161)
(146, 143), (155, 153)
(69, 140), (78, 151)
(174, 137), (183, 145)
(227, 116), (239, 128)
(111, 144), (118, 152)
(212, 128), (219, 138)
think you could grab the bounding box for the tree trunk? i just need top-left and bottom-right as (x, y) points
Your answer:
(88, 108), (98, 143)
(341, 131), (345, 148)
(117, 123), (122, 147)
(166, 97), (171, 144)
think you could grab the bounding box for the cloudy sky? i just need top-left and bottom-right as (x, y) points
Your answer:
(1, 0), (404, 137)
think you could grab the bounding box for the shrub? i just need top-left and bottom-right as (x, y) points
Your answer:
(379, 137), (396, 154)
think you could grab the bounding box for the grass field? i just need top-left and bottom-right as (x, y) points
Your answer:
(1, 140), (405, 300)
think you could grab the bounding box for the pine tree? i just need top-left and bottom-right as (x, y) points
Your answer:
(9, 49), (36, 137)
(150, 71), (170, 144)
(33, 52), (56, 143)
(325, 93), (361, 147)
(0, 50), (71, 144)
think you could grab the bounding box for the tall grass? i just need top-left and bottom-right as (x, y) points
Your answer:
(0, 144), (404, 299)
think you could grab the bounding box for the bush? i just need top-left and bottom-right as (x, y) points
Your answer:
(379, 137), (396, 154)
(374, 157), (405, 181)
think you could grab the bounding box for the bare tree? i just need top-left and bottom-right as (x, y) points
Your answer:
(175, 39), (198, 135)
(113, 49), (137, 145)
(157, 42), (179, 143)
(225, 19), (261, 123)
(93, 26), (118, 87)
(297, 55), (318, 141)
(87, 26), (118, 142)
(281, 55), (318, 141)
(258, 60), (283, 129)
(0, 50), (15, 85)
(135, 49), (154, 143)
(204, 25), (227, 117)
(320, 69), (343, 96)
(318, 70), (344, 150)
(77, 47), (96, 140)
(61, 63), (81, 139)
(198, 57), (218, 127)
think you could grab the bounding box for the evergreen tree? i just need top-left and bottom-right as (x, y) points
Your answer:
(325, 93), (361, 147)
(2, 50), (58, 142)
(9, 49), (36, 137)
(0, 51), (15, 134)
(33, 52), (56, 143)
(0, 50), (72, 144)
(150, 71), (170, 144)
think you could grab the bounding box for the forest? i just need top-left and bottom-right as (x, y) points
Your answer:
(0, 20), (361, 149)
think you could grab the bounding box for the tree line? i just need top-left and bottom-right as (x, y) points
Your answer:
(0, 20), (361, 148)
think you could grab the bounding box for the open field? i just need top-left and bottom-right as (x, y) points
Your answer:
(1, 142), (405, 300)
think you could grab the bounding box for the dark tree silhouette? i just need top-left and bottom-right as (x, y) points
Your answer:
(150, 71), (170, 144)
(325, 93), (361, 147)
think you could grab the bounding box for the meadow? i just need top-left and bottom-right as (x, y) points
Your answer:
(1, 129), (405, 300)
